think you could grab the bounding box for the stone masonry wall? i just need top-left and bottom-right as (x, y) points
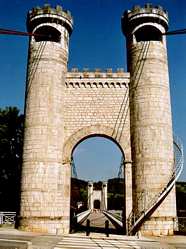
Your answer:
(63, 70), (132, 224)
(64, 71), (131, 156)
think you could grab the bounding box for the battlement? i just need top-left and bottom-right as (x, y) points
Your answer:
(128, 3), (168, 18)
(122, 3), (168, 35)
(28, 4), (72, 20)
(27, 4), (73, 34)
(66, 68), (130, 88)
(67, 68), (129, 79)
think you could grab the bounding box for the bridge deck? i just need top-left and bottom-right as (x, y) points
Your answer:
(81, 211), (116, 229)
(73, 210), (124, 234)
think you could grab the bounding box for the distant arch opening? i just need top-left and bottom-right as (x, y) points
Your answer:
(34, 26), (61, 43)
(70, 135), (126, 234)
(135, 26), (162, 42)
(94, 200), (101, 209)
(71, 135), (125, 181)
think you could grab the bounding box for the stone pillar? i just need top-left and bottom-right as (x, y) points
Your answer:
(101, 182), (108, 210)
(122, 4), (176, 235)
(19, 5), (73, 234)
(125, 162), (132, 220)
(88, 182), (93, 210)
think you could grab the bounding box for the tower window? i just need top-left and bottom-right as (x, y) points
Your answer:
(135, 26), (162, 42)
(34, 26), (61, 43)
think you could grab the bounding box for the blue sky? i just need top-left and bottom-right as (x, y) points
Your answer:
(0, 0), (186, 181)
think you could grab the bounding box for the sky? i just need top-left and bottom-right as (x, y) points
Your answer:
(0, 0), (186, 181)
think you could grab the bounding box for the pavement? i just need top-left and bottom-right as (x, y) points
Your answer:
(0, 228), (186, 249)
(0, 228), (61, 249)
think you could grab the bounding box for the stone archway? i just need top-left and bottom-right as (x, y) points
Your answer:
(63, 124), (125, 164)
(63, 124), (132, 233)
(94, 200), (100, 209)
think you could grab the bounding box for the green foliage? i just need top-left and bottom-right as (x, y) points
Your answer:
(0, 107), (24, 211)
(176, 182), (186, 194)
(71, 178), (88, 211)
(107, 178), (124, 210)
(176, 182), (186, 217)
(108, 178), (124, 194)
(93, 181), (102, 190)
(79, 188), (87, 202)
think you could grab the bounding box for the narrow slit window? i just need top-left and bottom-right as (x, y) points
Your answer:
(34, 26), (61, 43)
(135, 26), (162, 42)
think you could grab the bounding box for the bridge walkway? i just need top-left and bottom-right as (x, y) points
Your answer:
(74, 210), (123, 234)
(81, 211), (116, 229)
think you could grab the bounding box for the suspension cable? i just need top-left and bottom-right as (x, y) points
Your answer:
(164, 28), (186, 36)
(118, 42), (150, 141)
(117, 157), (124, 178)
(1, 27), (186, 38)
(116, 42), (150, 177)
(114, 41), (150, 143)
(0, 28), (43, 37)
(25, 41), (47, 99)
(71, 156), (78, 179)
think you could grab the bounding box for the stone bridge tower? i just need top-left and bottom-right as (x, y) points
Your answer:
(19, 3), (177, 236)
(87, 182), (108, 210)
(19, 5), (73, 234)
(122, 4), (176, 235)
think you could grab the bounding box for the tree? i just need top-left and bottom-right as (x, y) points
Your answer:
(0, 107), (24, 211)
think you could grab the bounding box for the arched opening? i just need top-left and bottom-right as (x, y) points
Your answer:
(70, 135), (126, 234)
(135, 26), (162, 42)
(34, 26), (61, 42)
(94, 200), (100, 209)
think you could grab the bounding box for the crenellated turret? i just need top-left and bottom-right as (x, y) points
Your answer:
(122, 4), (176, 236)
(27, 4), (73, 33)
(122, 4), (168, 36)
(19, 4), (73, 235)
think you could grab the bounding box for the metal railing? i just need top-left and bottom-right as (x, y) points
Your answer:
(127, 136), (184, 235)
(177, 217), (186, 233)
(76, 209), (91, 224)
(103, 211), (123, 228)
(0, 212), (16, 225)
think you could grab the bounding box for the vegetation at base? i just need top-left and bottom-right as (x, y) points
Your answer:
(108, 178), (124, 210)
(71, 178), (88, 213)
(176, 182), (186, 217)
(0, 107), (24, 211)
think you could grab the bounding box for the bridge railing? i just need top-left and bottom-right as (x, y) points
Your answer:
(127, 136), (184, 235)
(103, 210), (123, 228)
(0, 212), (16, 225)
(76, 209), (91, 223)
(177, 217), (186, 233)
